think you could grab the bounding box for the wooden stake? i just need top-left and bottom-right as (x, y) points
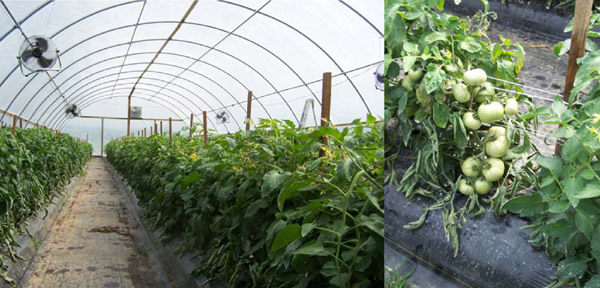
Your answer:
(144, 127), (146, 137)
(319, 72), (332, 157)
(12, 115), (17, 136)
(189, 113), (194, 138)
(154, 121), (158, 136)
(203, 111), (207, 146)
(246, 91), (252, 131)
(150, 126), (153, 136)
(169, 117), (172, 144)
(19, 118), (22, 128)
(556, 0), (593, 156)
(160, 121), (163, 134)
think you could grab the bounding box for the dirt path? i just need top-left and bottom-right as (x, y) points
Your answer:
(19, 158), (171, 288)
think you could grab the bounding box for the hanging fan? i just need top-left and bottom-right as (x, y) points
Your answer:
(17, 36), (61, 77)
(65, 104), (80, 118)
(374, 62), (384, 91)
(215, 110), (230, 124)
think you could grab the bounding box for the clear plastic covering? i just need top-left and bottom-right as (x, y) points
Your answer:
(0, 0), (383, 154)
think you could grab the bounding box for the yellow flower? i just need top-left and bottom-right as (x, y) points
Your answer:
(590, 127), (597, 135)
(594, 113), (600, 124)
(190, 153), (198, 161)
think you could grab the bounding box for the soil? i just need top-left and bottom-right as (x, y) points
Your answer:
(18, 158), (171, 288)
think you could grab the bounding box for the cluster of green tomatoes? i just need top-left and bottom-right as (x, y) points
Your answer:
(455, 68), (516, 196)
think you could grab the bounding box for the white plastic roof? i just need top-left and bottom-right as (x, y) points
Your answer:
(0, 0), (382, 146)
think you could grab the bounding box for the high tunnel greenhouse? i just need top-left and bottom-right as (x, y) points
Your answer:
(0, 1), (383, 287)
(0, 0), (383, 154)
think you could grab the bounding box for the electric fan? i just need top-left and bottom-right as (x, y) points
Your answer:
(215, 110), (230, 124)
(17, 35), (61, 77)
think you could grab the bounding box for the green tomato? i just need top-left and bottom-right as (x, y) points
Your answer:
(504, 98), (518, 115)
(474, 179), (492, 195)
(408, 69), (423, 81)
(477, 102), (504, 123)
(462, 112), (481, 130)
(475, 82), (496, 103)
(463, 68), (487, 86)
(453, 83), (470, 103)
(461, 156), (481, 177)
(484, 126), (510, 158)
(402, 77), (414, 92)
(442, 79), (456, 93)
(482, 158), (505, 182)
(458, 179), (474, 196)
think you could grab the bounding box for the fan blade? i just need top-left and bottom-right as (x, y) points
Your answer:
(38, 57), (53, 68)
(34, 37), (48, 52)
(20, 49), (34, 62)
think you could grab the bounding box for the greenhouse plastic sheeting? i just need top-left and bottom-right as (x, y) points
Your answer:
(0, 0), (382, 149)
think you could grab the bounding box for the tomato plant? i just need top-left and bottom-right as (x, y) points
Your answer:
(384, 0), (540, 255)
(503, 37), (600, 285)
(107, 118), (384, 288)
(0, 127), (91, 285)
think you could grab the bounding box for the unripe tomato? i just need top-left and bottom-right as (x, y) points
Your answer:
(442, 79), (456, 93)
(408, 69), (423, 81)
(504, 98), (518, 115)
(474, 179), (492, 194)
(461, 157), (481, 177)
(463, 68), (487, 86)
(402, 77), (414, 92)
(458, 179), (474, 196)
(453, 83), (470, 103)
(462, 112), (481, 130)
(482, 158), (505, 181)
(475, 82), (496, 103)
(478, 102), (504, 123)
(484, 126), (510, 158)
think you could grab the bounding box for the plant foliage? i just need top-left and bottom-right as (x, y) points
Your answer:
(0, 127), (92, 285)
(106, 118), (384, 288)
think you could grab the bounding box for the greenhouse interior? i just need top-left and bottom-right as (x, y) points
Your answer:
(0, 0), (383, 287)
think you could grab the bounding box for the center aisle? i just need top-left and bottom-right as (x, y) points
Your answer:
(20, 158), (171, 288)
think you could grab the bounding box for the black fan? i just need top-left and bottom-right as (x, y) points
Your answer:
(374, 62), (384, 91)
(17, 36), (61, 77)
(215, 110), (230, 124)
(65, 104), (80, 118)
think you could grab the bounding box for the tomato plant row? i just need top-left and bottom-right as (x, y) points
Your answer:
(0, 127), (92, 285)
(106, 118), (384, 288)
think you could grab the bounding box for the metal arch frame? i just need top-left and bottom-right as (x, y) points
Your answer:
(146, 0), (270, 101)
(56, 67), (243, 127)
(0, 0), (144, 123)
(26, 57), (261, 130)
(24, 51), (273, 130)
(45, 78), (230, 132)
(56, 92), (204, 131)
(58, 94), (191, 132)
(45, 81), (226, 133)
(220, 0), (373, 114)
(11, 21), (309, 127)
(0, 0), (381, 130)
(55, 90), (218, 133)
(108, 0), (147, 99)
(17, 35), (296, 129)
(57, 92), (196, 131)
(338, 0), (383, 37)
(42, 72), (240, 131)
(0, 0), (53, 42)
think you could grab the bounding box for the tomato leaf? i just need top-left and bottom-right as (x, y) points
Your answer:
(433, 101), (449, 128)
(270, 224), (302, 253)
